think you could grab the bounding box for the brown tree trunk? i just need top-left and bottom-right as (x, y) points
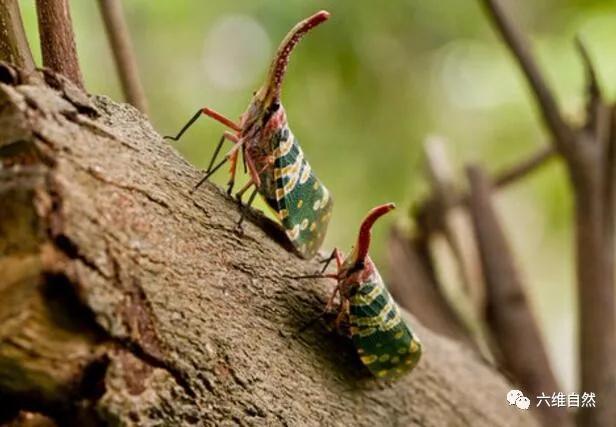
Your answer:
(0, 66), (539, 426)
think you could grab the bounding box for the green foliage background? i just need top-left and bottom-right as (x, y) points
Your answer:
(18, 0), (616, 391)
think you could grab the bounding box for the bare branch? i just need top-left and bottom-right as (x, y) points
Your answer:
(414, 144), (555, 236)
(0, 0), (35, 71)
(493, 145), (555, 188)
(576, 36), (602, 134)
(35, 0), (83, 88)
(481, 0), (573, 154)
(97, 0), (149, 114)
(422, 136), (486, 317)
(466, 165), (573, 427)
(387, 227), (478, 351)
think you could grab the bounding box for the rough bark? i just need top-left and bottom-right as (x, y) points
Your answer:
(35, 0), (83, 88)
(0, 0), (35, 72)
(0, 67), (539, 426)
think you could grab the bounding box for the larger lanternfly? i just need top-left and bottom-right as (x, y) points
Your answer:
(166, 11), (333, 259)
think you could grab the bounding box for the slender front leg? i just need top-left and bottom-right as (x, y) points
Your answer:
(324, 283), (341, 312)
(193, 133), (243, 194)
(244, 153), (262, 189)
(319, 248), (344, 274)
(208, 131), (239, 174)
(164, 107), (241, 141)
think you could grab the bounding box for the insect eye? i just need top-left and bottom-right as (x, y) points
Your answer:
(270, 101), (280, 113)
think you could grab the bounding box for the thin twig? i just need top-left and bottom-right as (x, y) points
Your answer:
(575, 36), (601, 134)
(35, 0), (84, 88)
(482, 4), (616, 422)
(97, 0), (149, 114)
(493, 145), (555, 188)
(466, 165), (573, 427)
(0, 0), (35, 71)
(423, 136), (485, 312)
(604, 105), (615, 301)
(387, 227), (480, 352)
(481, 0), (573, 154)
(414, 144), (555, 236)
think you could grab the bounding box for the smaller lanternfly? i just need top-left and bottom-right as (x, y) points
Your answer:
(307, 203), (422, 379)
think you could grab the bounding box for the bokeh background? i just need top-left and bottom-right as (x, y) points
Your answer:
(17, 0), (616, 392)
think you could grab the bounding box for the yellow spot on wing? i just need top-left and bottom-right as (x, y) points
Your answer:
(309, 222), (317, 231)
(376, 369), (389, 378)
(378, 354), (390, 362)
(397, 347), (407, 354)
(360, 355), (378, 365)
(391, 356), (400, 364)
(394, 331), (404, 340)
(410, 340), (420, 353)
(286, 224), (300, 240)
(313, 181), (320, 190)
(297, 200), (303, 208)
(278, 209), (288, 220)
(299, 162), (311, 184)
(300, 218), (309, 230)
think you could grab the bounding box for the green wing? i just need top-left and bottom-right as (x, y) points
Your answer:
(349, 280), (422, 379)
(268, 127), (333, 258)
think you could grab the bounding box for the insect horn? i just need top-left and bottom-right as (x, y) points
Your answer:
(261, 10), (330, 102)
(354, 203), (396, 264)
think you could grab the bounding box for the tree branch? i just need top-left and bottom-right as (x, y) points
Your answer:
(480, 0), (573, 155)
(35, 0), (83, 88)
(423, 137), (484, 307)
(387, 227), (478, 351)
(0, 0), (35, 71)
(466, 165), (573, 427)
(0, 64), (538, 426)
(479, 3), (615, 425)
(492, 145), (555, 188)
(575, 37), (601, 135)
(414, 144), (555, 236)
(97, 0), (148, 114)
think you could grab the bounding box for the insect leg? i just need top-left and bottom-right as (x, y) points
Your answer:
(227, 150), (239, 195)
(324, 282), (342, 311)
(244, 153), (262, 189)
(192, 157), (228, 193)
(292, 273), (339, 280)
(334, 298), (350, 335)
(207, 131), (239, 174)
(163, 109), (202, 141)
(318, 248), (344, 274)
(235, 188), (258, 233)
(164, 107), (241, 141)
(235, 180), (255, 203)
(193, 134), (244, 194)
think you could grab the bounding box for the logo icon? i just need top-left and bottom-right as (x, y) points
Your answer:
(507, 389), (530, 410)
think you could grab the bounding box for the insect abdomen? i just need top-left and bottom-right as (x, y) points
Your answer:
(269, 126), (333, 258)
(349, 281), (422, 379)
